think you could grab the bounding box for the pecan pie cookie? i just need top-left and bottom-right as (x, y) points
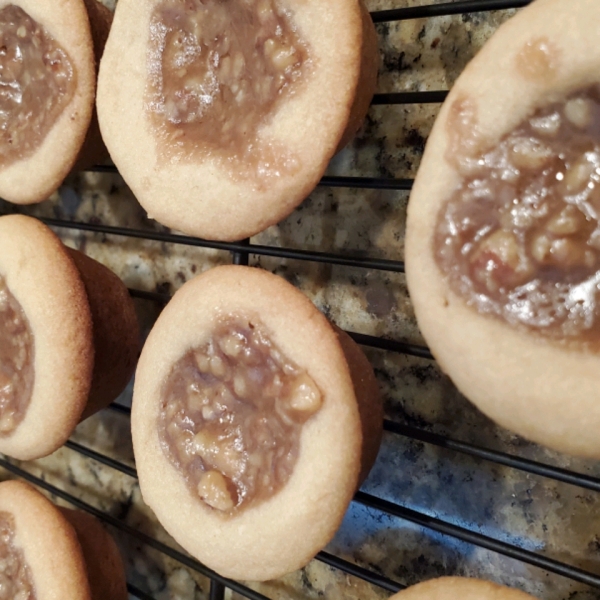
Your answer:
(390, 577), (538, 600)
(0, 480), (127, 600)
(132, 265), (382, 580)
(0, 215), (139, 459)
(0, 0), (111, 205)
(405, 0), (600, 457)
(97, 0), (378, 241)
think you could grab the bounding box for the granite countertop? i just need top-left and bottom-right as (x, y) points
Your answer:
(1, 0), (600, 599)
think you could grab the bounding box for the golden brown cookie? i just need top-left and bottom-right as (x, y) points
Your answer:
(0, 214), (139, 459)
(0, 0), (109, 205)
(132, 265), (382, 581)
(60, 508), (128, 600)
(405, 0), (600, 457)
(0, 480), (92, 600)
(97, 0), (378, 241)
(73, 0), (114, 171)
(390, 577), (538, 600)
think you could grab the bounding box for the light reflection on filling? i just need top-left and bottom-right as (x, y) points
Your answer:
(158, 316), (322, 513)
(147, 0), (309, 174)
(0, 275), (34, 435)
(0, 511), (35, 600)
(0, 4), (75, 166)
(435, 85), (600, 346)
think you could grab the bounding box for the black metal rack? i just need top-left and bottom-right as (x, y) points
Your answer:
(6, 0), (600, 598)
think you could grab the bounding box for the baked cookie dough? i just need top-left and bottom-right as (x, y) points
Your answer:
(132, 265), (382, 580)
(0, 0), (109, 205)
(97, 0), (378, 241)
(59, 508), (128, 600)
(389, 577), (538, 600)
(0, 214), (139, 460)
(72, 0), (114, 172)
(405, 0), (600, 457)
(0, 479), (90, 600)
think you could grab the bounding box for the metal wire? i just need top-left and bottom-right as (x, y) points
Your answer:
(354, 492), (600, 588)
(127, 583), (157, 600)
(209, 581), (226, 600)
(39, 217), (406, 273)
(370, 0), (531, 23)
(316, 551), (404, 593)
(108, 402), (132, 417)
(384, 421), (600, 493)
(372, 91), (448, 105)
(232, 238), (251, 266)
(319, 176), (412, 190)
(347, 331), (433, 359)
(64, 440), (138, 478)
(128, 289), (171, 304)
(60, 430), (600, 591)
(82, 164), (413, 189)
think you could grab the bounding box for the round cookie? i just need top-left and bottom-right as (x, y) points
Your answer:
(390, 577), (538, 600)
(97, 0), (379, 241)
(0, 480), (92, 600)
(405, 0), (600, 457)
(0, 214), (139, 459)
(0, 0), (101, 204)
(132, 265), (383, 581)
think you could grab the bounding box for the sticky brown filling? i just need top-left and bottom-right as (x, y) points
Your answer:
(0, 5), (76, 167)
(0, 511), (35, 600)
(434, 85), (600, 346)
(0, 275), (34, 435)
(147, 0), (309, 169)
(158, 316), (322, 513)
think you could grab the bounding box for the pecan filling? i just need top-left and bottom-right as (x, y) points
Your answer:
(159, 317), (322, 513)
(435, 85), (600, 346)
(147, 0), (309, 172)
(0, 275), (34, 435)
(0, 5), (76, 166)
(0, 511), (36, 600)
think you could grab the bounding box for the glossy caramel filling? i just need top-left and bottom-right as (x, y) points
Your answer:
(0, 5), (75, 166)
(159, 316), (322, 513)
(0, 512), (35, 600)
(0, 275), (34, 435)
(435, 86), (600, 346)
(147, 0), (309, 172)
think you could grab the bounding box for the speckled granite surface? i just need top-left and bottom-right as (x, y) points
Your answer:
(1, 1), (600, 599)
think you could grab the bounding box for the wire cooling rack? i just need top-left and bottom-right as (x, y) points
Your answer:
(6, 0), (600, 598)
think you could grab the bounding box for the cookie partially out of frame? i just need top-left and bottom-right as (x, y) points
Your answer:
(132, 265), (382, 580)
(405, 0), (600, 457)
(0, 480), (92, 599)
(390, 577), (538, 600)
(0, 0), (111, 205)
(97, 0), (378, 241)
(0, 215), (139, 459)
